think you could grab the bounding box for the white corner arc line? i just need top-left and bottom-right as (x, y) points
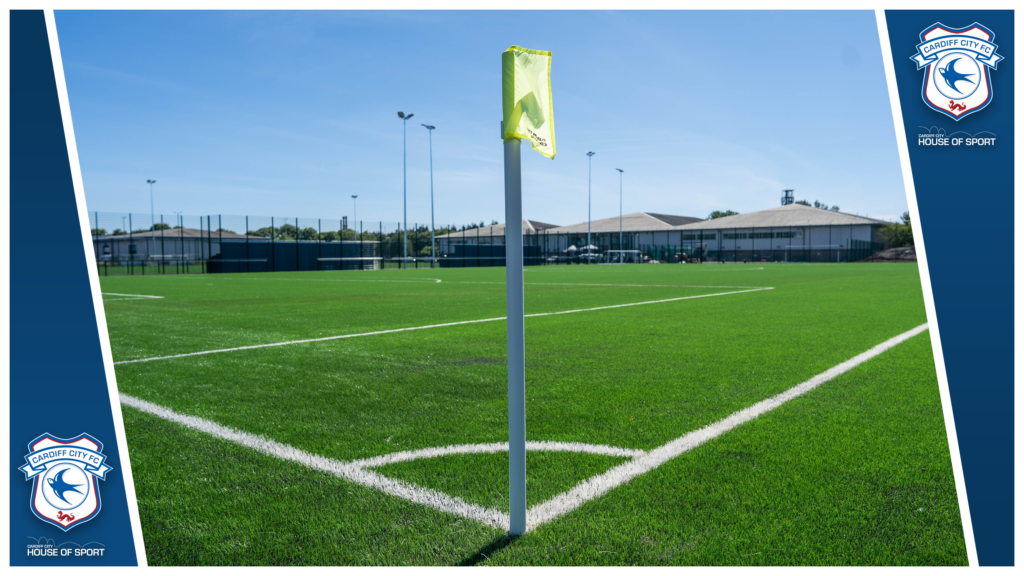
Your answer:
(118, 323), (927, 535)
(524, 323), (930, 531)
(113, 287), (773, 365)
(118, 394), (510, 531)
(350, 441), (645, 469)
(102, 293), (164, 299)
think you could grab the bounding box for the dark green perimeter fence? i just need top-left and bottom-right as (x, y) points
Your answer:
(90, 212), (885, 276)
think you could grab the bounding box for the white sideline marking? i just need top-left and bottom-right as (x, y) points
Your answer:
(455, 281), (763, 289)
(119, 393), (511, 530)
(231, 277), (445, 284)
(119, 323), (928, 533)
(167, 274), (757, 289)
(153, 276), (445, 285)
(524, 323), (930, 531)
(102, 292), (164, 299)
(113, 287), (773, 365)
(103, 298), (154, 302)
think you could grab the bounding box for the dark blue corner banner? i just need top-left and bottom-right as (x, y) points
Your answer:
(10, 10), (139, 566)
(885, 10), (1014, 567)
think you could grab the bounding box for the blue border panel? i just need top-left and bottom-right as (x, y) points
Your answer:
(9, 10), (139, 566)
(886, 10), (1014, 566)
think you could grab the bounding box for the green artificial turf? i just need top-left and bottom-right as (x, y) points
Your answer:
(105, 263), (966, 565)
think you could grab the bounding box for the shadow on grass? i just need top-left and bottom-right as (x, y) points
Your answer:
(459, 533), (521, 566)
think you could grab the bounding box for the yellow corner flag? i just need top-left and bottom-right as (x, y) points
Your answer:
(502, 46), (555, 159)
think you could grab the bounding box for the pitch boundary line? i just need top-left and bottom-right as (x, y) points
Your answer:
(149, 275), (758, 289)
(118, 394), (510, 530)
(525, 323), (930, 530)
(113, 287), (774, 365)
(452, 281), (765, 289)
(119, 323), (928, 533)
(102, 292), (164, 299)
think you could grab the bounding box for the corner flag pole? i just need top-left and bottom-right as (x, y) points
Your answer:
(501, 45), (553, 536)
(503, 121), (527, 535)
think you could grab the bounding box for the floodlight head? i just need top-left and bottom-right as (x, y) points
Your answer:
(406, 113), (414, 119)
(352, 195), (358, 199)
(616, 168), (624, 173)
(147, 179), (156, 184)
(422, 124), (435, 130)
(586, 151), (596, 157)
(397, 111), (405, 118)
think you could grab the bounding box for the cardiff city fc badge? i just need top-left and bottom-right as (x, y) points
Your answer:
(911, 22), (1004, 121)
(19, 433), (113, 531)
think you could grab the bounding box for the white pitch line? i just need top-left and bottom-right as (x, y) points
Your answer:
(224, 277), (445, 284)
(102, 292), (164, 299)
(524, 322), (931, 531)
(119, 393), (510, 530)
(350, 441), (645, 469)
(102, 298), (155, 302)
(119, 323), (928, 533)
(135, 276), (445, 285)
(113, 287), (773, 365)
(453, 281), (764, 289)
(523, 287), (772, 319)
(175, 274), (757, 289)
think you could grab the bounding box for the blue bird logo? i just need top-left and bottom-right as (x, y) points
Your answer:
(47, 469), (85, 505)
(938, 58), (976, 95)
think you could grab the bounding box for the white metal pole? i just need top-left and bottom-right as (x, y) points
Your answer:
(402, 117), (408, 269)
(148, 180), (156, 257)
(617, 169), (623, 263)
(428, 128), (436, 269)
(504, 129), (526, 536)
(587, 154), (591, 260)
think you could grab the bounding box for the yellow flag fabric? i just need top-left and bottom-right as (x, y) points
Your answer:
(502, 46), (555, 159)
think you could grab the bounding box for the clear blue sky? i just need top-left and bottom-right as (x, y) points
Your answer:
(56, 10), (908, 228)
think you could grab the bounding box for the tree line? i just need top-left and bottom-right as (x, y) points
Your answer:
(878, 212), (914, 247)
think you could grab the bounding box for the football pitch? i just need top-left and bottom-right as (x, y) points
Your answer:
(99, 263), (968, 566)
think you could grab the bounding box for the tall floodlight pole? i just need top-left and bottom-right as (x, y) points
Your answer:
(422, 124), (436, 268)
(616, 168), (624, 263)
(352, 195), (358, 235)
(397, 111), (414, 268)
(586, 152), (595, 261)
(147, 179), (157, 256)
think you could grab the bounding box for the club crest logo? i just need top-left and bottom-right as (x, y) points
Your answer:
(912, 22), (1004, 121)
(19, 433), (113, 531)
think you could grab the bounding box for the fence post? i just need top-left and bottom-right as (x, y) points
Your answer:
(129, 214), (135, 275)
(179, 216), (184, 274)
(141, 214), (147, 275)
(199, 215), (204, 271)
